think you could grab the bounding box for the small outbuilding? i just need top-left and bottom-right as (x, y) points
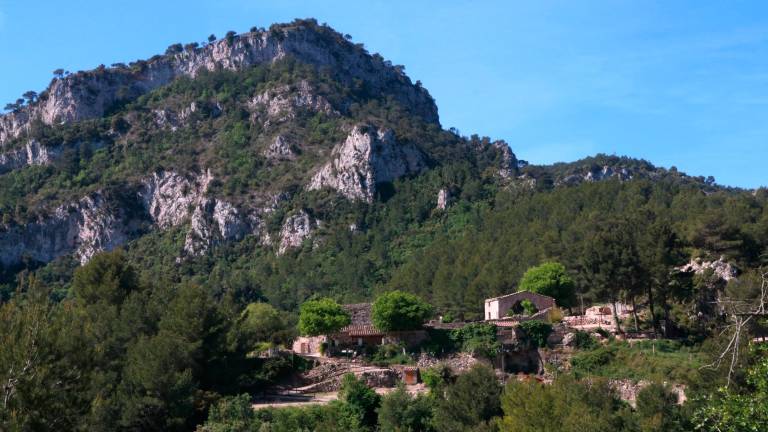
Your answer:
(484, 291), (556, 321)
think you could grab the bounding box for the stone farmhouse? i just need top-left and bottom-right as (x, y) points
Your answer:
(292, 303), (427, 356)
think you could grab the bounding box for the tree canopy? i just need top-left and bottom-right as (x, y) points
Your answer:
(371, 290), (433, 332)
(297, 298), (351, 336)
(518, 262), (576, 309)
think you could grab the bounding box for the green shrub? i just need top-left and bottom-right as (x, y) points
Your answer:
(450, 323), (500, 358)
(518, 320), (553, 348)
(573, 330), (598, 350)
(371, 343), (412, 365)
(520, 299), (538, 316)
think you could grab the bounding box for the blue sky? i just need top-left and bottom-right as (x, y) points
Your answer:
(1, 1), (766, 188)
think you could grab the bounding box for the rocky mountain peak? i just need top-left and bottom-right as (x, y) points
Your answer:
(0, 19), (438, 147)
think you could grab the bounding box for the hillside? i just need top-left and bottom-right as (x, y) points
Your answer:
(2, 19), (759, 308)
(2, 18), (768, 432)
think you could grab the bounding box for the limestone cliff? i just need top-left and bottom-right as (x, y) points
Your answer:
(308, 124), (426, 201)
(0, 140), (62, 174)
(278, 210), (319, 255)
(0, 169), (314, 266)
(0, 192), (131, 266)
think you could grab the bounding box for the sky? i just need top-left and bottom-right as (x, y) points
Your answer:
(1, 0), (766, 188)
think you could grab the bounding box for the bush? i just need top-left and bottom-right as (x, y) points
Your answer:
(521, 299), (538, 315)
(518, 320), (553, 348)
(371, 343), (412, 365)
(450, 323), (500, 358)
(378, 384), (435, 432)
(421, 364), (455, 393)
(571, 345), (617, 376)
(434, 364), (501, 432)
(572, 330), (598, 350)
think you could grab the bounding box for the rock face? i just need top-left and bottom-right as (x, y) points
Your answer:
(308, 125), (426, 201)
(264, 135), (298, 160)
(0, 169), (308, 266)
(0, 140), (63, 175)
(558, 165), (634, 186)
(278, 210), (318, 254)
(0, 20), (438, 146)
(250, 80), (337, 127)
(554, 162), (665, 186)
(139, 170), (269, 257)
(140, 170), (213, 229)
(609, 379), (687, 408)
(679, 256), (738, 281)
(0, 193), (130, 266)
(183, 199), (251, 256)
(436, 188), (450, 210)
(494, 141), (518, 179)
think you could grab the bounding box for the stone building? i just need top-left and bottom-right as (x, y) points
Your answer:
(484, 291), (556, 321)
(292, 303), (428, 356)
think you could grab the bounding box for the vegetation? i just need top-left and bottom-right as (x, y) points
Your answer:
(0, 251), (295, 430)
(693, 348), (768, 432)
(499, 375), (693, 432)
(519, 262), (576, 309)
(433, 364), (502, 432)
(570, 339), (706, 384)
(450, 322), (501, 358)
(2, 19), (768, 432)
(372, 290), (433, 332)
(518, 320), (553, 348)
(297, 298), (351, 336)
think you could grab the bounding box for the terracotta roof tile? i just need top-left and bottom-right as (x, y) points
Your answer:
(340, 324), (384, 337)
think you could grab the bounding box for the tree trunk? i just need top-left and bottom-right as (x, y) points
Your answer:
(647, 284), (658, 337)
(661, 292), (671, 337)
(630, 295), (640, 333)
(611, 300), (623, 334)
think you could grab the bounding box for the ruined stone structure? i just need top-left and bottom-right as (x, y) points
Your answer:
(484, 291), (556, 321)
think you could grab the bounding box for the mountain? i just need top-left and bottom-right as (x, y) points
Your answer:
(0, 19), (764, 313)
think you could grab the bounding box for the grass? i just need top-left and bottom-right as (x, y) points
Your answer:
(570, 339), (705, 384)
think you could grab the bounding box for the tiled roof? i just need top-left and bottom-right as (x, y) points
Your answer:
(492, 320), (519, 327)
(340, 324), (384, 337)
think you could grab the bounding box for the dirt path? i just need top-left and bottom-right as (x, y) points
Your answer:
(252, 384), (428, 410)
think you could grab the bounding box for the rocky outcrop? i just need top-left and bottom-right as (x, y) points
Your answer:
(264, 135), (298, 160)
(139, 170), (213, 228)
(308, 125), (426, 201)
(0, 20), (438, 146)
(679, 256), (738, 281)
(140, 170), (271, 257)
(436, 188), (450, 210)
(0, 140), (63, 175)
(0, 169), (299, 267)
(278, 210), (318, 254)
(558, 165), (634, 186)
(183, 199), (252, 256)
(250, 80), (336, 127)
(494, 141), (518, 179)
(0, 192), (131, 266)
(609, 380), (687, 408)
